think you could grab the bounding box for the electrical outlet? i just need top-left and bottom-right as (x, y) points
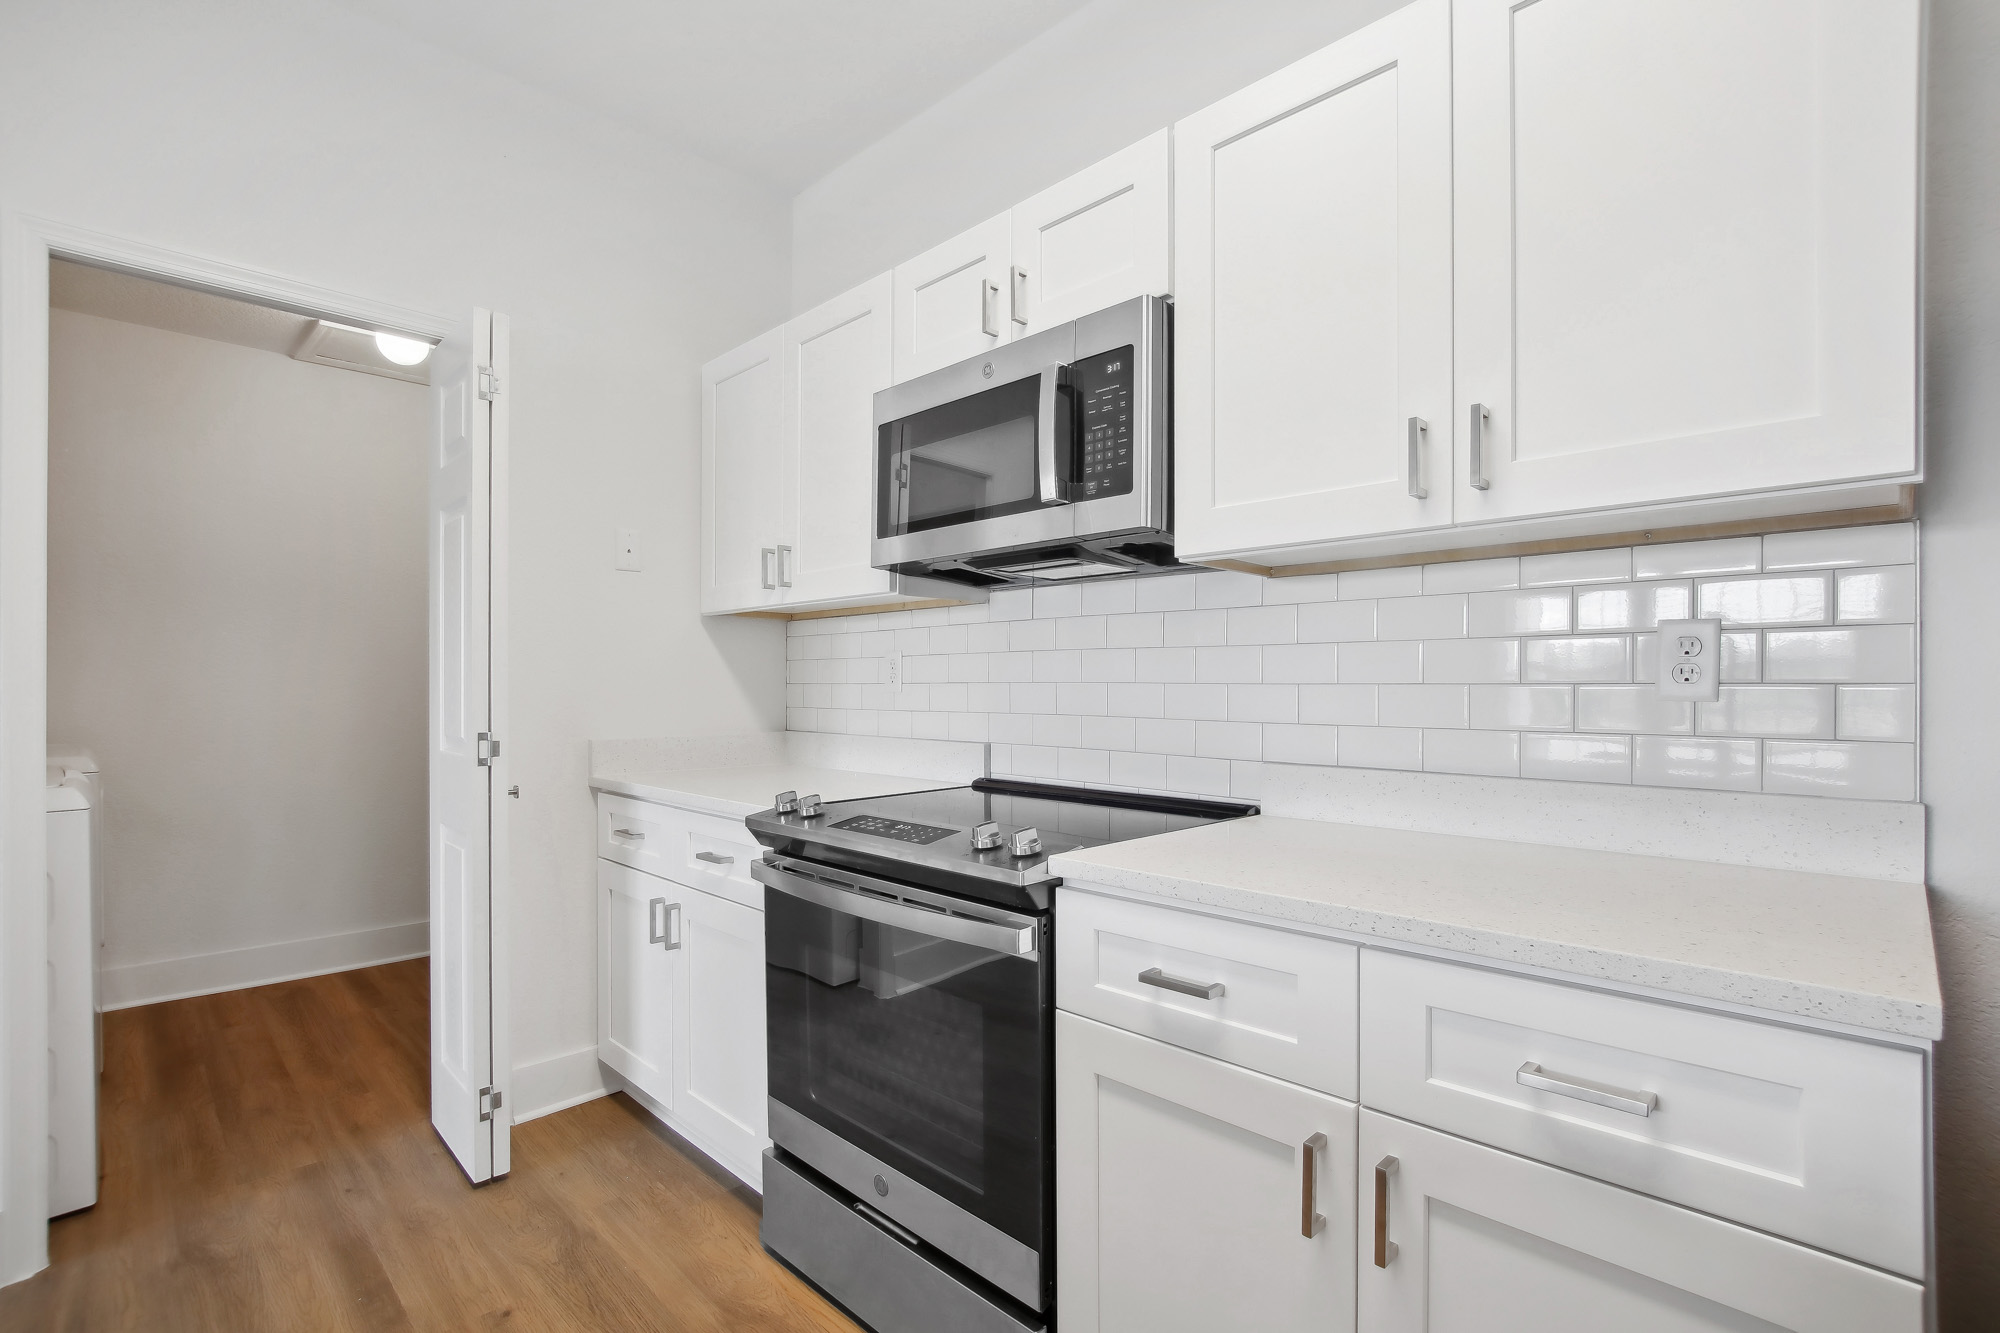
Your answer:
(885, 652), (902, 688)
(1655, 619), (1722, 702)
(614, 527), (641, 573)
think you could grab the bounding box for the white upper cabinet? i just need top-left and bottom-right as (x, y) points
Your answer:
(1010, 130), (1171, 336)
(893, 211), (1013, 382)
(1174, 0), (1455, 561)
(783, 274), (896, 606)
(1452, 0), (1922, 524)
(701, 330), (787, 614)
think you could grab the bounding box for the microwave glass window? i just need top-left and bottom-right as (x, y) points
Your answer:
(881, 374), (1053, 536)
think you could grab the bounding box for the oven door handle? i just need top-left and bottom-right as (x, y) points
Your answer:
(1036, 361), (1071, 505)
(751, 859), (1040, 958)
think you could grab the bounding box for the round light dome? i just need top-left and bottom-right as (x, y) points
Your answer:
(375, 332), (432, 366)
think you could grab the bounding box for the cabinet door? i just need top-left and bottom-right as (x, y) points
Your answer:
(598, 860), (680, 1109)
(1010, 130), (1171, 335)
(1452, 0), (1921, 523)
(701, 329), (787, 613)
(1057, 1011), (1356, 1333)
(673, 884), (768, 1184)
(892, 211), (1012, 382)
(1358, 1110), (1922, 1333)
(1174, 0), (1454, 561)
(782, 274), (896, 606)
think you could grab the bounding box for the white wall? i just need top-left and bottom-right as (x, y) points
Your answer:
(1, 0), (790, 1274)
(48, 309), (430, 1005)
(792, 0), (2000, 1321)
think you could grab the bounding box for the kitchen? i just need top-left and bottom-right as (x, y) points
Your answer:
(1, 1), (1995, 1330)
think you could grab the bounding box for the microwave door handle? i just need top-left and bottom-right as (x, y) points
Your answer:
(1036, 362), (1070, 504)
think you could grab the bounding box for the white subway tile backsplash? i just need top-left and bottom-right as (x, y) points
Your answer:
(1763, 522), (1914, 571)
(1379, 594), (1467, 640)
(1835, 566), (1917, 624)
(1634, 536), (1762, 580)
(1633, 736), (1761, 792)
(1763, 741), (1916, 801)
(1522, 547), (1633, 587)
(1423, 557), (1521, 593)
(1697, 573), (1832, 626)
(1837, 685), (1917, 742)
(1763, 626), (1915, 682)
(792, 525), (1917, 802)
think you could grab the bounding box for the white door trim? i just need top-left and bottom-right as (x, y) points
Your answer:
(0, 214), (492, 1284)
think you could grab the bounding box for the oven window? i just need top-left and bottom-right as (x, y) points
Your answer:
(878, 372), (1064, 537)
(767, 891), (1048, 1249)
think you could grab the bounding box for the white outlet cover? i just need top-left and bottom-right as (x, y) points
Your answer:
(1656, 618), (1722, 702)
(885, 652), (902, 688)
(614, 527), (641, 572)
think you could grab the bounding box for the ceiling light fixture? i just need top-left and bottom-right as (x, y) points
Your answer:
(374, 331), (432, 366)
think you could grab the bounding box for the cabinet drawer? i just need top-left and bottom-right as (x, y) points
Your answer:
(597, 793), (676, 877)
(1359, 950), (1926, 1277)
(1058, 887), (1357, 1099)
(676, 809), (762, 910)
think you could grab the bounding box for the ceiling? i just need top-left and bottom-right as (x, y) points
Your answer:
(321, 0), (1096, 191)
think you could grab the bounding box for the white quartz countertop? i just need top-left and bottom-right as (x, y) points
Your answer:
(1049, 815), (1941, 1040)
(590, 764), (951, 821)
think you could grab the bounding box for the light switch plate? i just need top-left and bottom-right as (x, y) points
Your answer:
(1656, 618), (1722, 701)
(615, 527), (641, 572)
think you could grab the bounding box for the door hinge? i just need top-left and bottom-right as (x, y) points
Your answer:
(477, 732), (499, 766)
(479, 1086), (504, 1121)
(478, 366), (501, 400)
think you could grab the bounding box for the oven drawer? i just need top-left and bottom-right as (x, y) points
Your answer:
(1358, 949), (1927, 1277)
(676, 809), (762, 910)
(597, 792), (675, 878)
(1057, 887), (1358, 1100)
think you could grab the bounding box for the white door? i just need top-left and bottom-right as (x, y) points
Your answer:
(701, 330), (787, 614)
(1174, 0), (1455, 562)
(1057, 1011), (1357, 1333)
(597, 860), (679, 1109)
(1010, 130), (1171, 335)
(783, 274), (895, 607)
(1358, 1110), (1923, 1333)
(1452, 0), (1921, 523)
(892, 211), (1013, 382)
(430, 309), (508, 1183)
(674, 883), (767, 1182)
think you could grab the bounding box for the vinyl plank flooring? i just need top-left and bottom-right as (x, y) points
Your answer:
(0, 960), (861, 1333)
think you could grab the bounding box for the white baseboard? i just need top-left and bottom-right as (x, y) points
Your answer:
(98, 920), (429, 1010)
(510, 1045), (609, 1124)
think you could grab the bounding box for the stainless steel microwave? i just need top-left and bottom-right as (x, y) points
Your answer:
(871, 295), (1177, 587)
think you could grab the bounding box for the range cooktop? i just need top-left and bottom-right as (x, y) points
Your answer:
(745, 777), (1256, 908)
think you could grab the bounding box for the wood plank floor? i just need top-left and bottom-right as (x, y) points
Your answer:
(0, 960), (861, 1332)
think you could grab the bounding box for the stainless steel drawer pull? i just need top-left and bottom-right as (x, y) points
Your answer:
(611, 828), (645, 840)
(1300, 1132), (1327, 1239)
(647, 897), (667, 945)
(1407, 416), (1429, 499)
(1516, 1061), (1658, 1117)
(661, 901), (682, 952)
(1469, 403), (1492, 490)
(1374, 1156), (1399, 1267)
(694, 851), (734, 866)
(1137, 967), (1225, 1000)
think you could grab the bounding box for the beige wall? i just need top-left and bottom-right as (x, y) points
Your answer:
(48, 309), (430, 1001)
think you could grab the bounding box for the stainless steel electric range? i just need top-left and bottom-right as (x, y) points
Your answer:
(747, 778), (1255, 1333)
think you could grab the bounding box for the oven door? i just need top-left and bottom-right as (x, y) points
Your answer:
(757, 855), (1051, 1309)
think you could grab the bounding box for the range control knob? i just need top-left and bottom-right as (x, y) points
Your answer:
(1008, 827), (1043, 858)
(774, 790), (800, 815)
(970, 821), (1003, 851)
(798, 794), (824, 818)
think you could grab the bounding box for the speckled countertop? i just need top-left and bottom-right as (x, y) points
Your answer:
(1049, 815), (1941, 1040)
(590, 765), (950, 822)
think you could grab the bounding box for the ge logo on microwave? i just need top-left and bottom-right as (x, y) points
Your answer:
(982, 362), (994, 379)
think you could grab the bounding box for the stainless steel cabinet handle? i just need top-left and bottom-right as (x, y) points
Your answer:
(1374, 1156), (1400, 1267)
(1009, 265), (1029, 326)
(1516, 1061), (1658, 1117)
(694, 851), (734, 866)
(1469, 403), (1492, 490)
(661, 901), (682, 952)
(777, 544), (793, 588)
(760, 547), (776, 589)
(1300, 1132), (1327, 1238)
(1137, 967), (1224, 1000)
(611, 828), (645, 841)
(1407, 416), (1429, 499)
(1035, 362), (1070, 504)
(981, 278), (1002, 338)
(647, 896), (667, 945)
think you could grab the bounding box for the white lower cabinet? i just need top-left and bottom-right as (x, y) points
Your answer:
(598, 859), (680, 1109)
(1056, 1010), (1357, 1333)
(1358, 1109), (1923, 1333)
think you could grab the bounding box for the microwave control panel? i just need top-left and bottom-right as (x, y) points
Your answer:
(1073, 344), (1135, 500)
